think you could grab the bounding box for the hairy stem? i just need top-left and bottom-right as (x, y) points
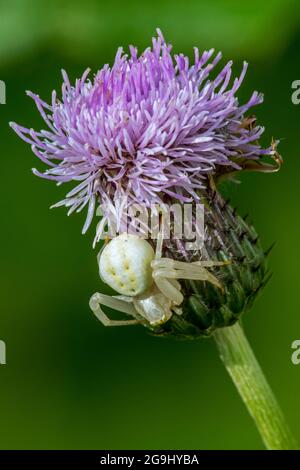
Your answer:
(214, 322), (297, 450)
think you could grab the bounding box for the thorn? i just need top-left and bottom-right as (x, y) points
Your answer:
(264, 241), (276, 257)
(261, 271), (273, 288)
(253, 272), (273, 295)
(264, 268), (272, 277)
(238, 231), (247, 240)
(243, 214), (249, 221)
(221, 198), (230, 209)
(252, 236), (259, 245)
(252, 263), (262, 273)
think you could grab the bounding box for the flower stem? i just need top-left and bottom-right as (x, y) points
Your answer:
(213, 322), (297, 450)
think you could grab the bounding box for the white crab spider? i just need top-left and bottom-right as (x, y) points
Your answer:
(89, 228), (230, 327)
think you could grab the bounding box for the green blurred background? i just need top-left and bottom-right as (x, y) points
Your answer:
(0, 0), (300, 450)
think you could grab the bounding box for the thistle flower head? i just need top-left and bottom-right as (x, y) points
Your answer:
(10, 29), (275, 240)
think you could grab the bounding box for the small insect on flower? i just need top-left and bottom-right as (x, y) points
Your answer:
(90, 222), (230, 327)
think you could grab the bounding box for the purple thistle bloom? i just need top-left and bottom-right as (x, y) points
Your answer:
(10, 29), (274, 241)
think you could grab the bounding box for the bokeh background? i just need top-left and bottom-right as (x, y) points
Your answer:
(0, 0), (300, 450)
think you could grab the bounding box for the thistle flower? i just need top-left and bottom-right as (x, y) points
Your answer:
(10, 29), (276, 241)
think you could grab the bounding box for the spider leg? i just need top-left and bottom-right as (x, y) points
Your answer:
(89, 293), (141, 326)
(152, 258), (230, 270)
(153, 259), (225, 291)
(168, 278), (181, 291)
(152, 272), (184, 305)
(192, 260), (231, 268)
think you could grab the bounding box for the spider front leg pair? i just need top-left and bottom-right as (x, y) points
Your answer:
(89, 233), (230, 327)
(151, 258), (229, 305)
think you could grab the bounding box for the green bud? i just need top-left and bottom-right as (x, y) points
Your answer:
(151, 189), (269, 339)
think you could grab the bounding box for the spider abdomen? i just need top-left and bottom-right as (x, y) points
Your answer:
(99, 234), (155, 296)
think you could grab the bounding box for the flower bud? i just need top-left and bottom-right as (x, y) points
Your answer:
(150, 189), (269, 339)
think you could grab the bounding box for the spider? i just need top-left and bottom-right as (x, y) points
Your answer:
(89, 225), (230, 327)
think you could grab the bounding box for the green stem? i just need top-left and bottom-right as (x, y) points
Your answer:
(214, 322), (297, 450)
